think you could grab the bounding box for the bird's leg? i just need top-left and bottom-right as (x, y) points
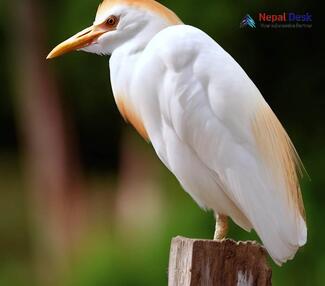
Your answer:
(214, 214), (228, 240)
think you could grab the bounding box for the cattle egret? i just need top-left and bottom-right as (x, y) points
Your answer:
(47, 0), (307, 264)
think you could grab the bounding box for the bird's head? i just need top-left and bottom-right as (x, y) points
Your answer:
(47, 0), (182, 59)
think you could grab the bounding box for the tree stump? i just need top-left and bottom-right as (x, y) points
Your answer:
(168, 236), (272, 286)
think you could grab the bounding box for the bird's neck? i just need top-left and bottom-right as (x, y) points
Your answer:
(109, 20), (181, 140)
(109, 39), (146, 96)
(109, 13), (181, 88)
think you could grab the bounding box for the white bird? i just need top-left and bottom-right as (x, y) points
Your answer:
(47, 0), (307, 264)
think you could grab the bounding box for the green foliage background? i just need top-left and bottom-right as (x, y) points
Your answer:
(0, 0), (323, 285)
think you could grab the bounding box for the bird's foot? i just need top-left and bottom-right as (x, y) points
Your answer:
(214, 214), (228, 240)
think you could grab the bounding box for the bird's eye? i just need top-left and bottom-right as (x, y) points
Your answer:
(106, 16), (118, 26)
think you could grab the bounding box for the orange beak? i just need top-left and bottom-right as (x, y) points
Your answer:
(47, 25), (107, 59)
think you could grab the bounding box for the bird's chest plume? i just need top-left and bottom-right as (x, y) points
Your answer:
(110, 51), (149, 141)
(114, 93), (148, 140)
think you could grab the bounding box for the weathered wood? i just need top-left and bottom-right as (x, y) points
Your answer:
(168, 236), (272, 286)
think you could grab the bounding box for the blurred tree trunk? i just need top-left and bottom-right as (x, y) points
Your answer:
(115, 131), (163, 238)
(9, 0), (86, 285)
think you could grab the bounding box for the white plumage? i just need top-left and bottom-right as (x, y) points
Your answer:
(47, 0), (307, 264)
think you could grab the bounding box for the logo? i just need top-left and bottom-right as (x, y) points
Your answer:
(258, 12), (312, 23)
(240, 14), (256, 28)
(240, 12), (312, 29)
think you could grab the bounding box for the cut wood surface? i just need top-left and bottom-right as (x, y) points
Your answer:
(168, 236), (272, 286)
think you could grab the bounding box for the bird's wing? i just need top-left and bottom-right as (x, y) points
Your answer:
(135, 25), (307, 264)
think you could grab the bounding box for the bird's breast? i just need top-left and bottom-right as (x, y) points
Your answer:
(114, 93), (149, 141)
(110, 48), (149, 141)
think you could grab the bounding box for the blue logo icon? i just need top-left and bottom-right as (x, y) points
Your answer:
(240, 14), (256, 28)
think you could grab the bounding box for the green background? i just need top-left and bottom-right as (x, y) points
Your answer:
(0, 0), (323, 285)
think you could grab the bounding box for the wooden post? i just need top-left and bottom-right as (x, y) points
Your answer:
(168, 236), (272, 286)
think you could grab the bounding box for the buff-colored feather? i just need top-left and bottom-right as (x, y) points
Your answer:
(96, 0), (183, 24)
(252, 100), (305, 219)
